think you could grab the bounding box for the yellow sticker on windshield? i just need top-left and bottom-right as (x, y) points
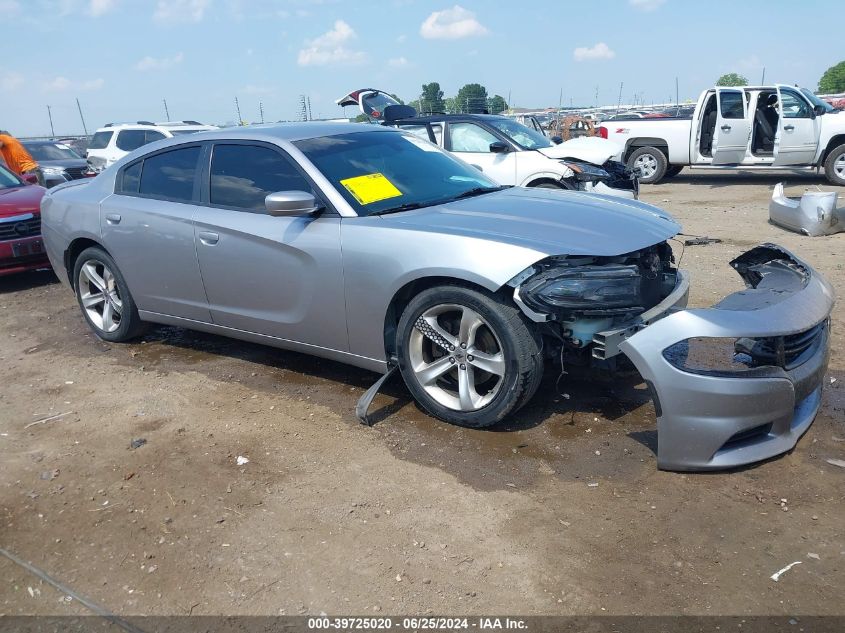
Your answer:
(340, 173), (402, 205)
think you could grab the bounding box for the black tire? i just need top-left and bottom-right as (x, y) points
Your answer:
(627, 146), (668, 184)
(663, 165), (683, 178)
(823, 143), (845, 186)
(396, 285), (543, 428)
(72, 246), (147, 342)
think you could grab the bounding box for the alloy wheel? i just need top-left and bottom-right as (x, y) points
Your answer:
(78, 259), (123, 333)
(835, 153), (845, 179)
(634, 153), (658, 179)
(408, 303), (506, 412)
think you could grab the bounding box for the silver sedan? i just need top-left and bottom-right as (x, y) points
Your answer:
(40, 123), (833, 471)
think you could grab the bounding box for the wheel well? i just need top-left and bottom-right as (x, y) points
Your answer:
(65, 238), (104, 289)
(624, 139), (669, 162)
(822, 135), (845, 163)
(525, 177), (563, 188)
(382, 277), (500, 361)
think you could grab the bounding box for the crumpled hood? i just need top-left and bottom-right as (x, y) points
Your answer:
(0, 185), (45, 216)
(537, 136), (623, 165)
(379, 187), (680, 257)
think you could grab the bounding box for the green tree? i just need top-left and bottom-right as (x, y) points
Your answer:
(716, 73), (748, 87)
(456, 83), (488, 113)
(818, 61), (845, 93)
(389, 93), (405, 105)
(418, 82), (445, 114)
(488, 94), (508, 114)
(443, 97), (458, 114)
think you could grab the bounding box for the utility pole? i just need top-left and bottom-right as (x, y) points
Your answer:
(46, 105), (55, 137)
(675, 77), (679, 105)
(594, 85), (599, 107)
(761, 67), (766, 85)
(558, 87), (563, 115)
(616, 82), (624, 114)
(75, 98), (88, 135)
(163, 99), (170, 121)
(306, 97), (312, 121)
(259, 102), (265, 124)
(235, 96), (243, 125)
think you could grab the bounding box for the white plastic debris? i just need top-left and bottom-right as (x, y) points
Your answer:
(236, 456), (249, 466)
(769, 183), (845, 236)
(825, 458), (845, 468)
(770, 560), (802, 582)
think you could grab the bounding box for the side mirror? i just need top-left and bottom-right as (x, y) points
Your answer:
(265, 191), (322, 217)
(551, 135), (563, 145)
(21, 173), (39, 185)
(489, 141), (509, 154)
(813, 104), (826, 117)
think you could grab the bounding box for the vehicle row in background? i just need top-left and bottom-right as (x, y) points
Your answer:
(21, 140), (95, 188)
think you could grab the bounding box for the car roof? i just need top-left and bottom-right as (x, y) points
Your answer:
(180, 122), (396, 143)
(21, 140), (64, 146)
(391, 113), (508, 125)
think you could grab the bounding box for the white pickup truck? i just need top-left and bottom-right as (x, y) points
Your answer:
(599, 84), (845, 185)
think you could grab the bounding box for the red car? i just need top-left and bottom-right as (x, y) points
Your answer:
(0, 164), (49, 276)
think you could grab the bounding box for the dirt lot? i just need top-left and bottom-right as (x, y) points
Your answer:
(1, 172), (843, 617)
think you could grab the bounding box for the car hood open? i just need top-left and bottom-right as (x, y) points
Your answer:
(537, 136), (623, 165)
(378, 187), (680, 256)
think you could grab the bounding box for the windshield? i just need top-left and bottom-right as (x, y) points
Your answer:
(294, 130), (502, 217)
(25, 143), (81, 161)
(487, 118), (552, 150)
(0, 163), (23, 190)
(800, 88), (835, 113)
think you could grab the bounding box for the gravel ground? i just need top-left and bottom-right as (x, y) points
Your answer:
(1, 171), (843, 617)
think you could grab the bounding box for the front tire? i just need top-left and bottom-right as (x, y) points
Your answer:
(396, 286), (543, 428)
(824, 143), (845, 186)
(73, 247), (146, 342)
(627, 146), (667, 184)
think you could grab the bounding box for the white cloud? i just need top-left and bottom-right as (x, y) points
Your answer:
(629, 0), (666, 11)
(388, 56), (408, 68)
(420, 5), (488, 40)
(135, 52), (185, 71)
(1, 71), (24, 91)
(88, 0), (115, 16)
(153, 0), (209, 23)
(43, 76), (104, 92)
(573, 42), (615, 62)
(297, 20), (367, 67)
(396, 34), (407, 43)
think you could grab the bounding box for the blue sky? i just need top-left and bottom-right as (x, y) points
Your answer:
(1, 0), (842, 136)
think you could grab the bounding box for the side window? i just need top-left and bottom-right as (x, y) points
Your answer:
(88, 130), (113, 150)
(116, 130), (147, 151)
(430, 123), (444, 145)
(120, 161), (142, 193)
(138, 146), (200, 202)
(780, 90), (812, 119)
(210, 144), (313, 212)
(719, 91), (745, 119)
(398, 125), (432, 142)
(145, 130), (166, 144)
(449, 122), (499, 153)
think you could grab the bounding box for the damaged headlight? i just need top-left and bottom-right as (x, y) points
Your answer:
(521, 264), (641, 312)
(564, 161), (610, 182)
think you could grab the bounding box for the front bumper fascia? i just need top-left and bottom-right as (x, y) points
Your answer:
(617, 244), (835, 471)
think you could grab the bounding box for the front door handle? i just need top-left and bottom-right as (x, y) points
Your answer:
(720, 124), (731, 132)
(784, 124), (795, 131)
(198, 231), (219, 245)
(105, 213), (121, 224)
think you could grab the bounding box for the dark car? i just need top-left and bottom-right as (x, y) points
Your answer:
(56, 136), (90, 157)
(0, 163), (48, 275)
(21, 140), (94, 188)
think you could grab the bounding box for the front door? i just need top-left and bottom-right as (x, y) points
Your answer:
(447, 121), (517, 184)
(711, 88), (751, 165)
(192, 142), (347, 352)
(773, 85), (819, 166)
(101, 144), (211, 322)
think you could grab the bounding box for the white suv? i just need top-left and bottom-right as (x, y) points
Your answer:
(86, 120), (217, 171)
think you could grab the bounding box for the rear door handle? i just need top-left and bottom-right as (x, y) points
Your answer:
(198, 231), (219, 245)
(784, 124), (795, 131)
(105, 213), (121, 224)
(720, 125), (731, 131)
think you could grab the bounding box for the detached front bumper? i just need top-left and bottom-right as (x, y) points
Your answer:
(616, 244), (834, 471)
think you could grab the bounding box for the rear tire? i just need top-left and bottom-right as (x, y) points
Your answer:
(627, 146), (667, 184)
(824, 143), (845, 186)
(73, 247), (147, 342)
(396, 285), (543, 428)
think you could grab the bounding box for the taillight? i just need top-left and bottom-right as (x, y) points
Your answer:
(598, 126), (608, 139)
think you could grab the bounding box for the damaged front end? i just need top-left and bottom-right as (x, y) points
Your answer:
(511, 243), (834, 471)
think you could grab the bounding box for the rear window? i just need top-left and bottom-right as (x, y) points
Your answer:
(138, 146), (200, 202)
(88, 131), (113, 150)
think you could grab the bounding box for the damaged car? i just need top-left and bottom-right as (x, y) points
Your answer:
(41, 123), (834, 471)
(338, 88), (638, 199)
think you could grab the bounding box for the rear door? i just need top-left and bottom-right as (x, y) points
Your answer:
(191, 141), (347, 351)
(101, 144), (212, 322)
(711, 88), (751, 165)
(446, 121), (517, 184)
(772, 85), (819, 166)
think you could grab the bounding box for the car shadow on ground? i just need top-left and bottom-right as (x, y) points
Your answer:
(134, 324), (653, 434)
(0, 269), (58, 294)
(655, 171), (840, 191)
